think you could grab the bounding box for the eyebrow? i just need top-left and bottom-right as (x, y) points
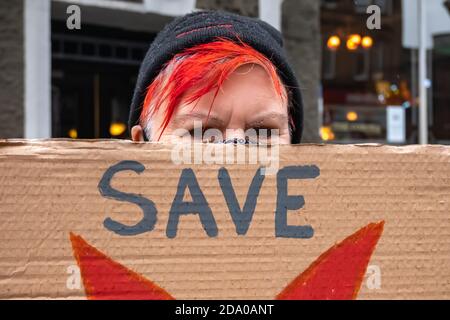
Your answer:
(171, 111), (225, 127)
(247, 111), (289, 128)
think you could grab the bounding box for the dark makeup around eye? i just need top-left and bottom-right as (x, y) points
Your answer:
(170, 110), (288, 134)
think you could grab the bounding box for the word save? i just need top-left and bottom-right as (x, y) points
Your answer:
(98, 161), (320, 239)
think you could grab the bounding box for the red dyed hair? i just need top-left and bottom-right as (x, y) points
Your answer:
(140, 38), (287, 140)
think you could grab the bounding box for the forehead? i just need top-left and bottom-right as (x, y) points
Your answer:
(173, 64), (288, 122)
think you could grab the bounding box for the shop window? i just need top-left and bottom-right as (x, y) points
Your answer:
(353, 49), (370, 81)
(323, 47), (337, 80)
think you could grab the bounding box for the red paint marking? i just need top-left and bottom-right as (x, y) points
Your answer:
(276, 221), (385, 300)
(176, 24), (233, 38)
(70, 221), (384, 300)
(69, 233), (174, 300)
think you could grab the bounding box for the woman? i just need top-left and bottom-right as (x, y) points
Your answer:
(128, 10), (303, 144)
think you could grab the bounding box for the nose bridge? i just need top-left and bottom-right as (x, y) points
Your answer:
(223, 127), (246, 141)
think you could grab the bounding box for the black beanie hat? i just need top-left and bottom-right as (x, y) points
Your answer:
(129, 10), (303, 143)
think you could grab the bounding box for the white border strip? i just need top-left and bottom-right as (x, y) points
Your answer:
(24, 0), (52, 138)
(259, 0), (282, 31)
(53, 0), (196, 16)
(53, 0), (145, 12)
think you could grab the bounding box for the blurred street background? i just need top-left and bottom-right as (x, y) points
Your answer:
(0, 0), (449, 144)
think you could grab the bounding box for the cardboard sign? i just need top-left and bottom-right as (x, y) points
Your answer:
(0, 140), (449, 300)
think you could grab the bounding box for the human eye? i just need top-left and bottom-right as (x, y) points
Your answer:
(184, 126), (219, 142)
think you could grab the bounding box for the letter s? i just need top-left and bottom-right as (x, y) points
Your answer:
(98, 160), (157, 236)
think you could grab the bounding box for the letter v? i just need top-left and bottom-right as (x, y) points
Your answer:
(218, 167), (265, 235)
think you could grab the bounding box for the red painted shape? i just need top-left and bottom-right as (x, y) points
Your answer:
(176, 24), (233, 38)
(70, 221), (384, 300)
(69, 233), (174, 300)
(276, 221), (385, 300)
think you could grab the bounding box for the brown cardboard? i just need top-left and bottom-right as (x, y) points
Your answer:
(0, 139), (449, 300)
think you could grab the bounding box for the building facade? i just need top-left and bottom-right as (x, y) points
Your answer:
(0, 0), (321, 142)
(0, 0), (448, 144)
(0, 0), (24, 138)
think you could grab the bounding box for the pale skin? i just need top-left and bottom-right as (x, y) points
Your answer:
(131, 64), (291, 144)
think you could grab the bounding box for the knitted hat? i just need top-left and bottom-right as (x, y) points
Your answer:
(129, 10), (303, 143)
